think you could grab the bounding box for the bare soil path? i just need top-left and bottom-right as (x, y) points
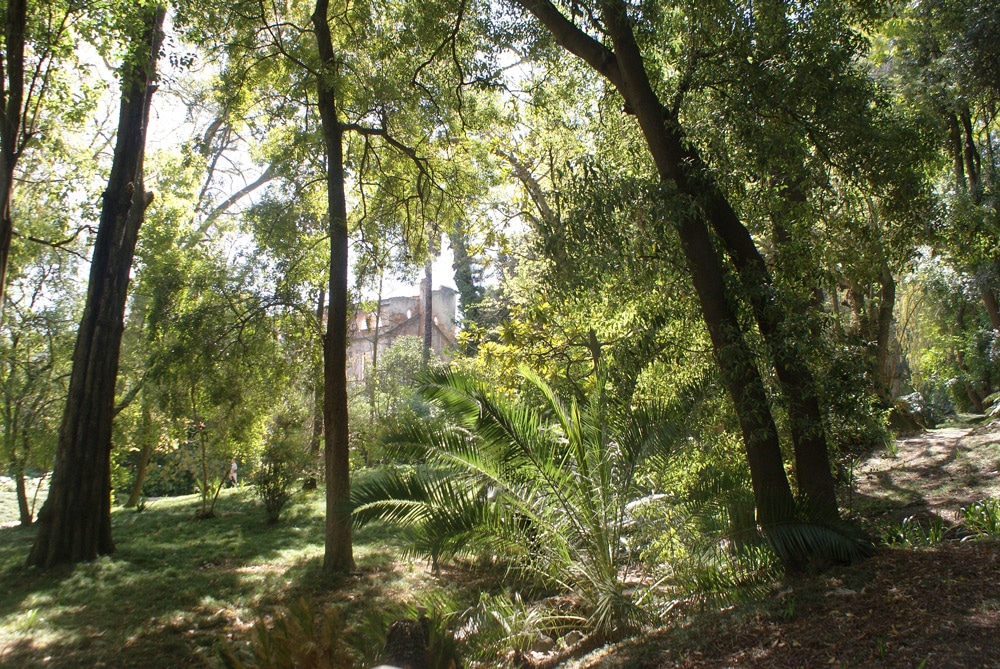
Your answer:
(571, 420), (1000, 669)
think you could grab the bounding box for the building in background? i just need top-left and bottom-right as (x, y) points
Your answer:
(347, 286), (457, 382)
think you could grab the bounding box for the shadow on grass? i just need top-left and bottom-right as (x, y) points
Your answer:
(0, 486), (417, 669)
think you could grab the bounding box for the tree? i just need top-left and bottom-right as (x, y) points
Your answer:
(506, 0), (812, 529)
(27, 3), (165, 567)
(1, 263), (75, 525)
(0, 0), (31, 309)
(0, 0), (86, 310)
(876, 0), (1000, 410)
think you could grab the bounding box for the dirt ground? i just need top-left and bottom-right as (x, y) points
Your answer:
(571, 420), (1000, 669)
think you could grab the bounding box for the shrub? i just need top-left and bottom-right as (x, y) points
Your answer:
(219, 598), (353, 669)
(252, 415), (308, 524)
(353, 367), (691, 642)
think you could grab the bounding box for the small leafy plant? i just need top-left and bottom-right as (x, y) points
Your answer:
(219, 598), (353, 669)
(252, 440), (306, 524)
(881, 515), (947, 547)
(961, 499), (1000, 538)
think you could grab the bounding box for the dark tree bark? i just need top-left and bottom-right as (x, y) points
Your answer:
(422, 250), (433, 365)
(513, 0), (812, 525)
(948, 113), (967, 193)
(768, 195), (840, 517)
(983, 288), (1000, 331)
(313, 0), (355, 573)
(309, 287), (325, 456)
(873, 260), (897, 402)
(27, 5), (165, 568)
(513, 0), (798, 526)
(0, 0), (28, 311)
(959, 105), (981, 199)
(15, 461), (31, 525)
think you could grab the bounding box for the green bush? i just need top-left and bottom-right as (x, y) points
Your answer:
(353, 367), (691, 642)
(219, 598), (353, 669)
(252, 415), (308, 524)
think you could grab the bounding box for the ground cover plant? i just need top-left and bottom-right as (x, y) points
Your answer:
(4, 422), (998, 668)
(0, 485), (443, 668)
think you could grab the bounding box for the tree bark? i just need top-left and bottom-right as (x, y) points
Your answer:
(948, 113), (967, 193)
(982, 288), (1000, 331)
(873, 260), (896, 402)
(422, 249), (433, 365)
(514, 0), (803, 526)
(27, 5), (164, 568)
(959, 105), (981, 200)
(0, 0), (28, 312)
(15, 461), (31, 525)
(124, 404), (154, 508)
(309, 287), (326, 456)
(313, 0), (355, 573)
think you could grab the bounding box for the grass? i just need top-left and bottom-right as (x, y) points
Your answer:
(0, 476), (48, 528)
(0, 482), (450, 668)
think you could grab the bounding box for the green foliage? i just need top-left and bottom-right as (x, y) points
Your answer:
(354, 366), (691, 641)
(818, 342), (892, 457)
(348, 593), (463, 669)
(463, 591), (584, 662)
(252, 412), (309, 524)
(351, 335), (447, 466)
(880, 515), (948, 547)
(667, 461), (873, 606)
(219, 598), (354, 669)
(961, 499), (1000, 538)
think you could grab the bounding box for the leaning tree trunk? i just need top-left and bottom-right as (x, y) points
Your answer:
(596, 0), (799, 526)
(0, 0), (28, 312)
(14, 462), (31, 526)
(513, 0), (833, 524)
(313, 0), (355, 574)
(982, 288), (1000, 332)
(27, 5), (164, 568)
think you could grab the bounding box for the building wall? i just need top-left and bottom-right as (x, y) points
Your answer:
(347, 286), (457, 382)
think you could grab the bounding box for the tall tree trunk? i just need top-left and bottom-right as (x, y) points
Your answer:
(124, 403), (154, 508)
(27, 5), (164, 568)
(982, 288), (1000, 331)
(14, 461), (31, 525)
(959, 105), (981, 200)
(422, 250), (433, 365)
(514, 0), (837, 521)
(768, 202), (839, 517)
(514, 0), (801, 529)
(595, 0), (800, 525)
(948, 113), (968, 193)
(309, 287), (326, 456)
(313, 0), (355, 573)
(873, 260), (896, 402)
(0, 0), (28, 313)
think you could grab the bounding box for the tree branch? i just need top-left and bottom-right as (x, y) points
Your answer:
(509, 0), (623, 90)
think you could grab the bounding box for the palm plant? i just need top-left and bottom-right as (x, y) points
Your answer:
(352, 367), (688, 641)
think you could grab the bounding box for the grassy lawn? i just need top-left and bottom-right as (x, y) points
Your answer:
(0, 483), (447, 668)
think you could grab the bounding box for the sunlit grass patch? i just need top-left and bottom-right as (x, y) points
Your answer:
(0, 482), (442, 668)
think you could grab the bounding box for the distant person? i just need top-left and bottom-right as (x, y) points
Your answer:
(228, 458), (238, 487)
